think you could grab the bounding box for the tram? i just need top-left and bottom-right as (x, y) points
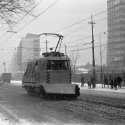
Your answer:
(22, 33), (80, 99)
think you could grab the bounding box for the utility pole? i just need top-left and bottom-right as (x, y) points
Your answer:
(88, 15), (96, 88)
(3, 62), (6, 73)
(99, 35), (103, 88)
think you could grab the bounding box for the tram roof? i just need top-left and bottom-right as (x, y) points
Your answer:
(28, 55), (70, 64)
(40, 55), (70, 61)
(41, 52), (70, 61)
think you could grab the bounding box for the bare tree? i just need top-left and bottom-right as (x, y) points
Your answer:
(0, 0), (35, 28)
(69, 50), (80, 83)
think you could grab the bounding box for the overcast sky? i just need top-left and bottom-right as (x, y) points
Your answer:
(0, 0), (107, 73)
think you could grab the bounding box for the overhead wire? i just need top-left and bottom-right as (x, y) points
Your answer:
(0, 0), (60, 47)
(1, 1), (121, 73)
(72, 40), (117, 52)
(57, 15), (107, 40)
(67, 42), (92, 48)
(0, 0), (43, 45)
(0, 2), (108, 50)
(54, 7), (108, 33)
(15, 0), (43, 24)
(34, 6), (109, 48)
(64, 31), (108, 45)
(0, 0), (117, 54)
(0, 0), (61, 65)
(16, 0), (60, 33)
(0, 1), (111, 67)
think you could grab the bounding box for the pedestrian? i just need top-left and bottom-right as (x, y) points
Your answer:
(104, 75), (109, 87)
(88, 79), (91, 89)
(109, 75), (113, 89)
(114, 76), (117, 90)
(81, 75), (84, 87)
(91, 77), (96, 88)
(117, 76), (122, 88)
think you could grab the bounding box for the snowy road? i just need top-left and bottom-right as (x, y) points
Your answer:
(0, 83), (125, 125)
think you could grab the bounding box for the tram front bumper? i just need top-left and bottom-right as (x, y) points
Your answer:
(43, 83), (79, 95)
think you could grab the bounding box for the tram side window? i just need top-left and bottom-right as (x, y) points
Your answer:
(47, 60), (69, 70)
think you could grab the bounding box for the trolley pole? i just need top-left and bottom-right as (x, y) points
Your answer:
(88, 15), (96, 88)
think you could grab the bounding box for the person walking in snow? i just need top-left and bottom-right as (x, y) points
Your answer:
(104, 75), (109, 87)
(114, 76), (117, 90)
(88, 78), (91, 89)
(109, 75), (114, 89)
(117, 76), (122, 88)
(81, 75), (84, 87)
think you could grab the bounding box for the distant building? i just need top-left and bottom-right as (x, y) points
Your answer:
(20, 33), (40, 63)
(13, 33), (40, 79)
(107, 0), (125, 71)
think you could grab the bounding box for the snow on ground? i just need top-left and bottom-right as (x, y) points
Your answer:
(10, 80), (125, 93)
(0, 81), (125, 125)
(0, 114), (82, 125)
(0, 118), (52, 125)
(73, 82), (125, 93)
(0, 112), (59, 125)
(0, 114), (10, 125)
(10, 80), (22, 86)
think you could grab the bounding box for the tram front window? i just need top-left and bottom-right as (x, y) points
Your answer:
(47, 60), (69, 70)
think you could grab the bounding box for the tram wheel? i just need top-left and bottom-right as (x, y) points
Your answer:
(26, 86), (34, 95)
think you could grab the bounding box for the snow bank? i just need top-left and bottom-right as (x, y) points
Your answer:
(0, 117), (55, 125)
(0, 113), (12, 125)
(10, 80), (22, 86)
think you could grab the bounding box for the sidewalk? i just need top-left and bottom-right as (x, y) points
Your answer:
(74, 83), (125, 94)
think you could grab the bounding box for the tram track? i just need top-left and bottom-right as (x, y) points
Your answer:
(0, 84), (125, 125)
(71, 96), (125, 121)
(38, 94), (125, 124)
